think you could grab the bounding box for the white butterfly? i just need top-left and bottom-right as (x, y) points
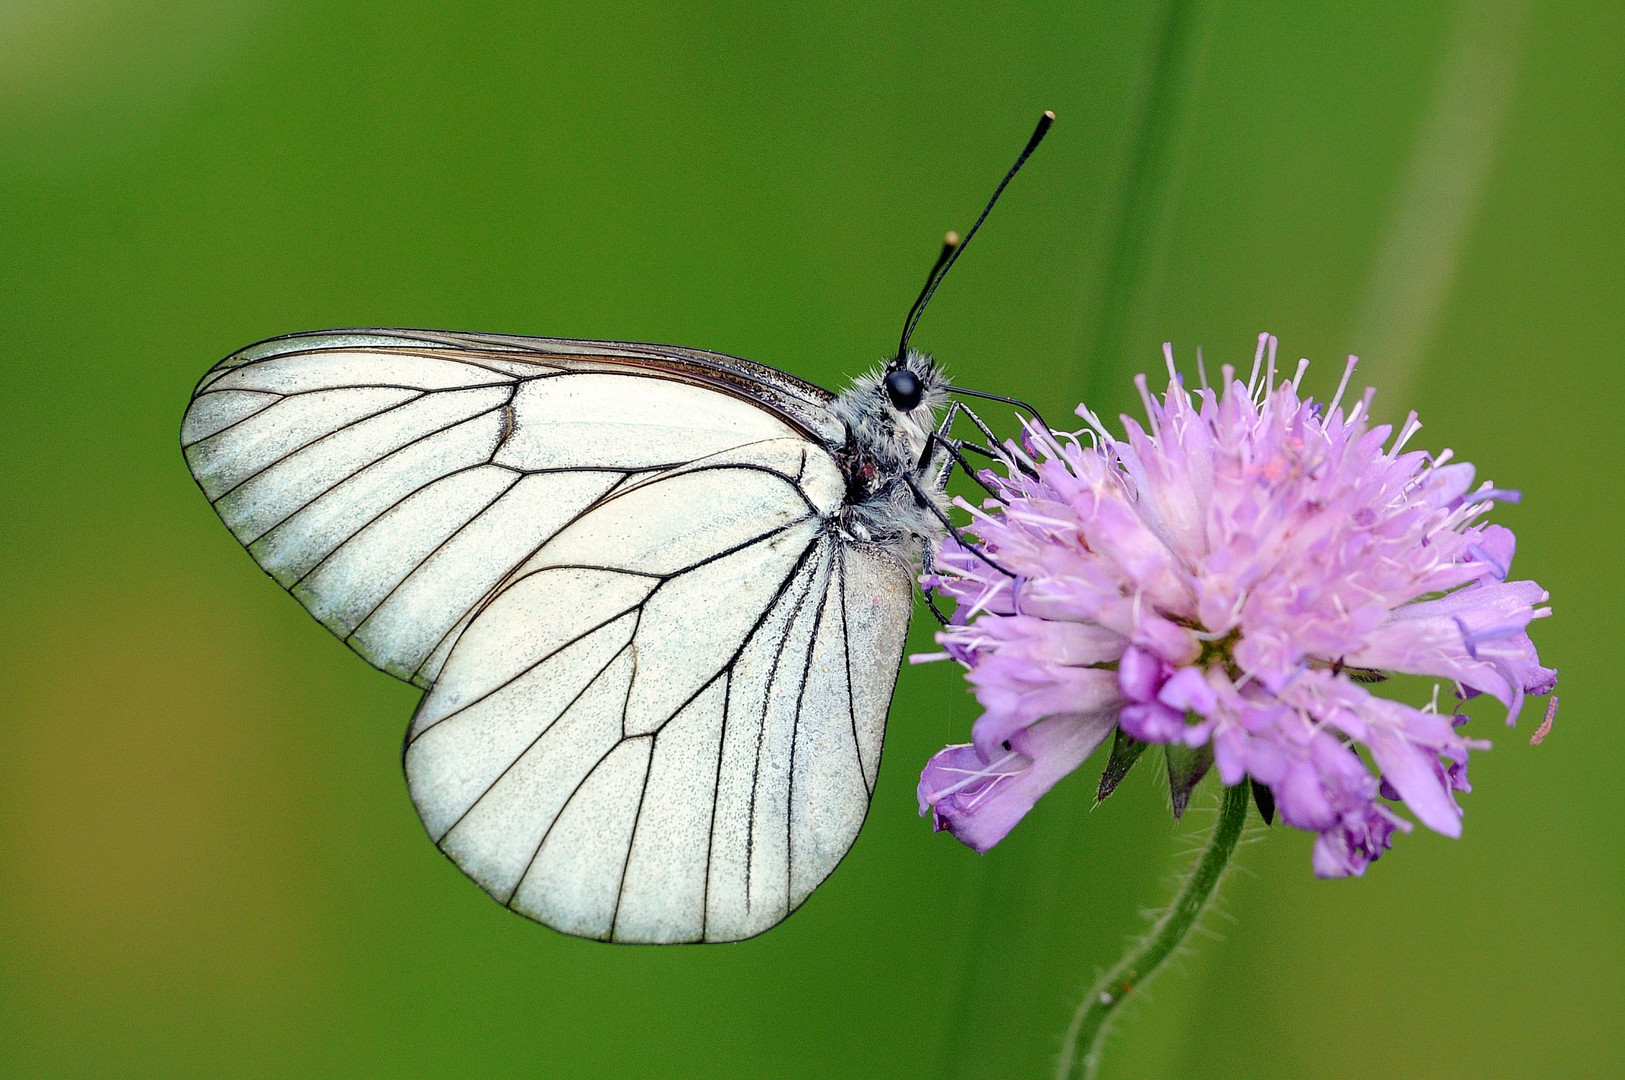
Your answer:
(181, 115), (1053, 943)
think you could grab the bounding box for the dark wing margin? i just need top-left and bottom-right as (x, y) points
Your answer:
(195, 328), (842, 442)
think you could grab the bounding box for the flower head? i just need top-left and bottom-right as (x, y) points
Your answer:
(919, 336), (1555, 875)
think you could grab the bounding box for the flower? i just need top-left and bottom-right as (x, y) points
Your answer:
(918, 335), (1555, 875)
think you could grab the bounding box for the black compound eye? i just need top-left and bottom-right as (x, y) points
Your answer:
(884, 369), (924, 411)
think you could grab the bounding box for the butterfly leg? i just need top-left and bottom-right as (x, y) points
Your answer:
(933, 399), (1000, 460)
(918, 401), (968, 486)
(903, 473), (1017, 579)
(953, 403), (1041, 481)
(916, 540), (952, 626)
(919, 431), (1006, 502)
(954, 401), (1004, 450)
(919, 398), (1011, 499)
(921, 405), (1038, 490)
(943, 384), (1055, 437)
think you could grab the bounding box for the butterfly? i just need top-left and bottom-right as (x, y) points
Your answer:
(181, 113), (1052, 943)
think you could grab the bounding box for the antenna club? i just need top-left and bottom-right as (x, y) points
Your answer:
(944, 231), (961, 247)
(1019, 111), (1055, 156)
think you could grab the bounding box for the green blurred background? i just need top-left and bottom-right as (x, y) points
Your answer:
(2, 1), (1619, 1077)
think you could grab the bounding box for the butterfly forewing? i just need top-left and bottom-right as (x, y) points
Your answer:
(183, 331), (827, 684)
(182, 329), (913, 942)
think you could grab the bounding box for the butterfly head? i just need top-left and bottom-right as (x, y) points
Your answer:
(883, 368), (923, 411)
(881, 348), (949, 417)
(836, 350), (949, 462)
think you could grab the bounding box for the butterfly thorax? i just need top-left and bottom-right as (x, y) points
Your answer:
(828, 351), (950, 552)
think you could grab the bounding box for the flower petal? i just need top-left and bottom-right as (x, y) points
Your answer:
(1364, 722), (1463, 838)
(918, 711), (1117, 852)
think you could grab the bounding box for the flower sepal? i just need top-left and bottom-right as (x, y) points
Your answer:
(1164, 742), (1215, 819)
(1095, 726), (1149, 804)
(1250, 777), (1277, 825)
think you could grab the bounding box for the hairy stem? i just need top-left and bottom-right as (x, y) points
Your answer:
(1056, 780), (1250, 1080)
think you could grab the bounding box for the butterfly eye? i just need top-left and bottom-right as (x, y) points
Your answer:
(884, 369), (924, 411)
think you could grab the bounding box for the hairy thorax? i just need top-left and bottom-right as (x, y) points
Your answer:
(827, 351), (951, 552)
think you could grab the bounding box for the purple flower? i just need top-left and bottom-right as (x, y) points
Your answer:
(917, 336), (1556, 875)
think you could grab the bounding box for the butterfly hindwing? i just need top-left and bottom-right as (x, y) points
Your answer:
(404, 437), (913, 942)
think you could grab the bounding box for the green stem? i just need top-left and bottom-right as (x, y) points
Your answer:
(1056, 780), (1250, 1080)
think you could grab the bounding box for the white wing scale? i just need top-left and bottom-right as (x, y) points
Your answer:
(182, 332), (915, 942)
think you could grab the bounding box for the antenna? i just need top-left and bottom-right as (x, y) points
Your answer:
(891, 231), (959, 371)
(893, 110), (1054, 365)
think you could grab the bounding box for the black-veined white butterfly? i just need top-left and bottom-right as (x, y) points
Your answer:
(181, 114), (1053, 943)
